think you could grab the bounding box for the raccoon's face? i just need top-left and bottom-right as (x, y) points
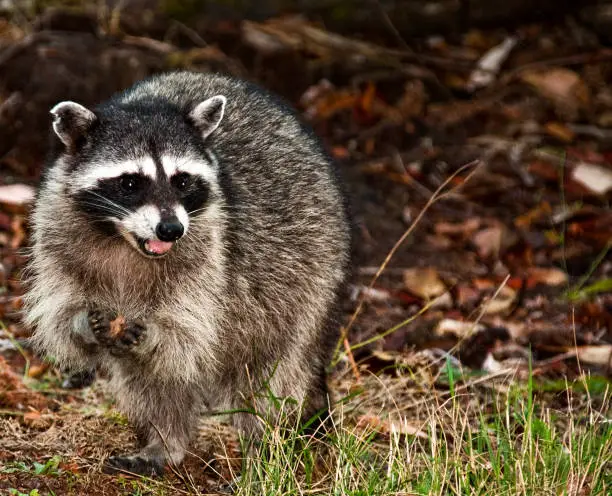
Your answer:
(49, 95), (226, 258)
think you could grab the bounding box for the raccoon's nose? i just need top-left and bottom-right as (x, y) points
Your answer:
(156, 219), (184, 242)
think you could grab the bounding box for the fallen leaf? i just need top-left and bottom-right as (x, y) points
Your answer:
(467, 36), (518, 90)
(472, 226), (503, 258)
(395, 80), (426, 121)
(575, 345), (612, 367)
(456, 284), (481, 307)
(482, 286), (516, 315)
(23, 410), (41, 424)
(331, 146), (349, 159)
(23, 410), (52, 430)
(489, 318), (528, 340)
(59, 461), (81, 473)
(27, 363), (50, 379)
(352, 285), (392, 302)
(435, 319), (484, 339)
(481, 352), (505, 373)
(528, 159), (559, 181)
(435, 218), (481, 237)
(429, 291), (453, 310)
(356, 414), (428, 439)
(403, 267), (447, 300)
(571, 162), (612, 195)
(520, 67), (590, 120)
(544, 121), (575, 142)
(473, 278), (496, 290)
(514, 202), (552, 228)
(0, 184), (35, 211)
(527, 267), (568, 287)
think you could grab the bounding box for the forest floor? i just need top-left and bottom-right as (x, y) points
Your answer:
(0, 5), (611, 495)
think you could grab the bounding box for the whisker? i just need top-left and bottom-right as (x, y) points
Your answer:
(85, 191), (132, 215)
(77, 200), (129, 218)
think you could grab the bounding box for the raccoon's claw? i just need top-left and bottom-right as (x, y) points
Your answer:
(88, 309), (115, 337)
(103, 454), (165, 477)
(87, 309), (145, 354)
(118, 321), (145, 348)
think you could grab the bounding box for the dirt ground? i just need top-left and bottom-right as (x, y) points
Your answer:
(0, 4), (611, 495)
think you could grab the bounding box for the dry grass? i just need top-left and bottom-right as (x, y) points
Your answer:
(1, 352), (609, 495)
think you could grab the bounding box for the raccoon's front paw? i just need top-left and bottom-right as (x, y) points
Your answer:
(88, 310), (145, 355)
(62, 369), (96, 389)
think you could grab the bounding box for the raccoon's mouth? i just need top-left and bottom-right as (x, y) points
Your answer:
(137, 237), (174, 257)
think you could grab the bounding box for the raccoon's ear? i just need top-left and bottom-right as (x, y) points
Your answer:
(50, 101), (97, 149)
(189, 95), (226, 139)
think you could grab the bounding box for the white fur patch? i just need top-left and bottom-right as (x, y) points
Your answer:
(72, 158), (157, 191)
(119, 204), (160, 239)
(175, 204), (190, 233)
(161, 155), (217, 184)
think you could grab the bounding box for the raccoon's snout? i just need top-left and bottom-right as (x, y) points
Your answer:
(156, 219), (184, 242)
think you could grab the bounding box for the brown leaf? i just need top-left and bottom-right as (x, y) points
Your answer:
(435, 319), (484, 339)
(395, 80), (426, 120)
(520, 67), (590, 120)
(435, 218), (481, 237)
(472, 226), (503, 259)
(23, 410), (52, 430)
(456, 285), (481, 307)
(544, 122), (575, 142)
(403, 267), (447, 300)
(356, 414), (428, 439)
(27, 363), (50, 379)
(482, 286), (516, 315)
(527, 267), (568, 287)
(23, 410), (41, 424)
(514, 202), (552, 229)
(575, 345), (612, 367)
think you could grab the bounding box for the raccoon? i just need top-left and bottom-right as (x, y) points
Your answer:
(23, 71), (351, 476)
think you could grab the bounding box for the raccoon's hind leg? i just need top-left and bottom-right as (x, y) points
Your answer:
(103, 383), (200, 477)
(230, 358), (334, 447)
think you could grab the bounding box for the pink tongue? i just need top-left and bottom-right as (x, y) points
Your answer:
(145, 240), (173, 254)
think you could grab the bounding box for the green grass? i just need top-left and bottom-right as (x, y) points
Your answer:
(231, 373), (611, 496)
(1, 456), (63, 477)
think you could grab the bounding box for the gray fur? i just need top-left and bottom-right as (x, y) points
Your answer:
(23, 71), (351, 474)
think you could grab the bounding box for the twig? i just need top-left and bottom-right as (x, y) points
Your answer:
(343, 337), (361, 383)
(243, 19), (473, 71)
(122, 35), (176, 54)
(370, 0), (412, 52)
(165, 20), (208, 47)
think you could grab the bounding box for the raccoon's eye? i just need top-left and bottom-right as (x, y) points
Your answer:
(172, 173), (193, 192)
(119, 174), (144, 193)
